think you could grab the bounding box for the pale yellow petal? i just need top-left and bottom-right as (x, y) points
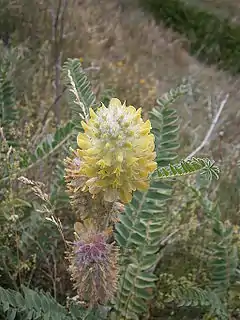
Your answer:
(140, 120), (151, 134)
(81, 121), (91, 132)
(89, 108), (97, 119)
(77, 133), (91, 149)
(134, 180), (149, 191)
(109, 98), (122, 108)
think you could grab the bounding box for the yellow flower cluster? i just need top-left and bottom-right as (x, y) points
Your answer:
(76, 98), (157, 203)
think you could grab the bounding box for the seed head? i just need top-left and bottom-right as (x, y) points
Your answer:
(67, 221), (118, 305)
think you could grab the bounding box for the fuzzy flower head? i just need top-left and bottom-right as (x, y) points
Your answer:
(77, 98), (157, 203)
(68, 220), (118, 305)
(75, 233), (109, 265)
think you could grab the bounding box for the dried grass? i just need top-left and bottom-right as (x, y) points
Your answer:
(66, 0), (240, 164)
(7, 0), (240, 174)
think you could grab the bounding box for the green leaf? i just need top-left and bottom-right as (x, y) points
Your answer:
(0, 73), (16, 125)
(7, 308), (17, 320)
(149, 84), (187, 163)
(158, 157), (220, 180)
(114, 87), (185, 319)
(209, 219), (239, 296)
(172, 286), (228, 319)
(0, 285), (104, 319)
(63, 58), (96, 129)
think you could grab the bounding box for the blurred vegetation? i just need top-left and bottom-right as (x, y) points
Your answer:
(0, 0), (240, 319)
(141, 0), (240, 74)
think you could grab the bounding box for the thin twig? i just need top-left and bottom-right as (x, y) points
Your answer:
(54, 53), (62, 125)
(84, 66), (101, 72)
(0, 127), (7, 142)
(50, 0), (69, 124)
(41, 86), (67, 126)
(186, 93), (229, 160)
(147, 228), (181, 273)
